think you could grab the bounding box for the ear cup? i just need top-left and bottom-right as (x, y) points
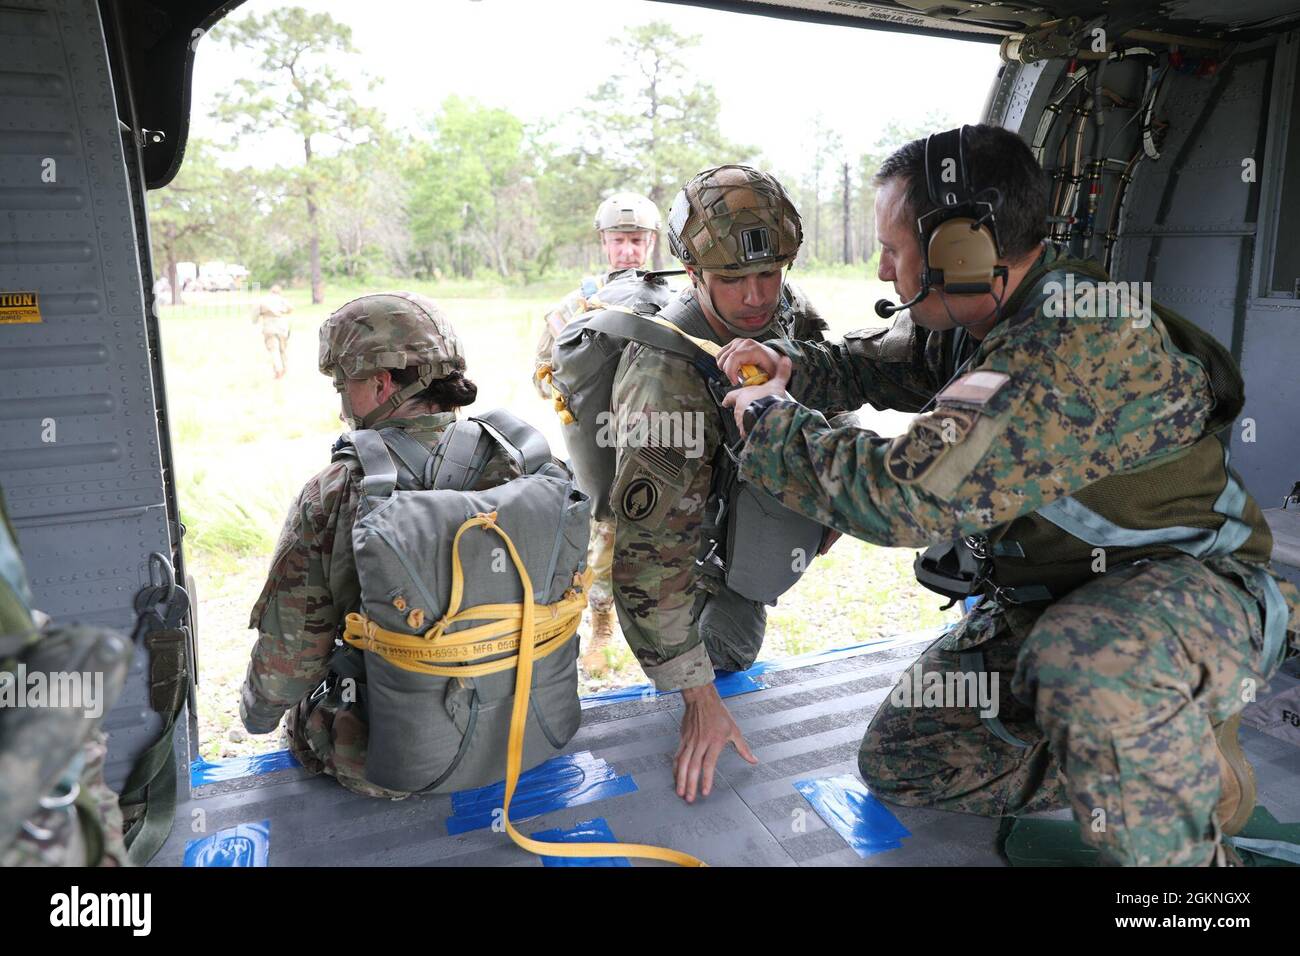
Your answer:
(927, 217), (999, 293)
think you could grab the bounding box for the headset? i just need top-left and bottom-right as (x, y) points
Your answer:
(875, 125), (1008, 318)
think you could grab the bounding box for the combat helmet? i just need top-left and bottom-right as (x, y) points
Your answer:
(666, 165), (802, 276)
(319, 291), (463, 429)
(594, 192), (661, 233)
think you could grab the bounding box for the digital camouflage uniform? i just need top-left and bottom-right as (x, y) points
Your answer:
(610, 281), (838, 689)
(738, 246), (1300, 865)
(241, 414), (520, 798)
(534, 271), (623, 615)
(0, 488), (131, 866)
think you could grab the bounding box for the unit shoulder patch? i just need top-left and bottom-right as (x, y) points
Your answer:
(885, 409), (976, 485)
(620, 477), (659, 521)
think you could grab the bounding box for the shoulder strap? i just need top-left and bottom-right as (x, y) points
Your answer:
(379, 428), (436, 486)
(428, 420), (494, 491)
(349, 430), (399, 499)
(471, 408), (553, 476)
(584, 308), (719, 367)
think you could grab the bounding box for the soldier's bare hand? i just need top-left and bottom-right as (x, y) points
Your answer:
(675, 683), (758, 803)
(717, 339), (781, 385)
(720, 354), (793, 437)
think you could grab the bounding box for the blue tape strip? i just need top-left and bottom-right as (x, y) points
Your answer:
(530, 817), (631, 867)
(446, 750), (638, 835)
(581, 630), (945, 710)
(795, 774), (911, 858)
(190, 749), (300, 788)
(183, 820), (270, 867)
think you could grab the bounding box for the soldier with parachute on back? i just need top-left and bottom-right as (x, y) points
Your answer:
(239, 291), (592, 807)
(546, 165), (856, 801)
(532, 191), (663, 675)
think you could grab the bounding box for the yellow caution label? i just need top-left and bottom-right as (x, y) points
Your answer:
(0, 291), (41, 324)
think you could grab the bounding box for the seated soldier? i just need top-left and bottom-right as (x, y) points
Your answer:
(238, 291), (524, 798)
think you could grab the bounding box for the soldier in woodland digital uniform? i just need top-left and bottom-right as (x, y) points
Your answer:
(718, 124), (1300, 865)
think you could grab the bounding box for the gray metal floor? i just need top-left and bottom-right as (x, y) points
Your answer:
(155, 637), (1300, 867)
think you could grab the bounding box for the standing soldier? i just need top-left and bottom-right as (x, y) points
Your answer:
(718, 124), (1300, 865)
(254, 283), (293, 379)
(533, 192), (662, 675)
(609, 166), (847, 802)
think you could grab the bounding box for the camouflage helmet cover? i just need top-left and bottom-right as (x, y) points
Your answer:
(666, 165), (802, 276)
(594, 192), (661, 233)
(318, 291), (463, 384)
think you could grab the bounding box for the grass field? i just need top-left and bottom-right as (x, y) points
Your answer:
(159, 270), (956, 759)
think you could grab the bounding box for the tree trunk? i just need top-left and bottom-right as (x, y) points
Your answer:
(303, 135), (323, 304)
(841, 161), (852, 265)
(166, 248), (181, 307)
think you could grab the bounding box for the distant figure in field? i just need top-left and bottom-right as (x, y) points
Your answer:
(255, 284), (293, 378)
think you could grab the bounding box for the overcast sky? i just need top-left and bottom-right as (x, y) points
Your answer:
(190, 0), (1002, 175)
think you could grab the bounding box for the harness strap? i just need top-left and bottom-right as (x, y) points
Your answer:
(958, 651), (1031, 749)
(472, 409), (553, 476)
(350, 430), (399, 499)
(379, 428), (436, 488)
(1034, 445), (1287, 668)
(429, 421), (492, 491)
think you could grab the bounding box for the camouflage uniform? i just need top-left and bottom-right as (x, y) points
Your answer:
(242, 291), (515, 798)
(255, 290), (292, 376)
(242, 414), (520, 799)
(738, 246), (1300, 864)
(0, 489), (131, 866)
(535, 271), (622, 616)
(610, 282), (836, 689)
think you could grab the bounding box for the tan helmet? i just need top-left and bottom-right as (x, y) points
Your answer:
(319, 291), (463, 428)
(594, 192), (661, 233)
(666, 165), (802, 276)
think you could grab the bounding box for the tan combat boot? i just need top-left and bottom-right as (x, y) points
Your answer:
(1214, 712), (1256, 836)
(582, 605), (616, 675)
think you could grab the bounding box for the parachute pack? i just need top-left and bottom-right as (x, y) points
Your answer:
(546, 271), (826, 607)
(333, 409), (704, 866)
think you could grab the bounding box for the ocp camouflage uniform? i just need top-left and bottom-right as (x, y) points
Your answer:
(738, 246), (1300, 865)
(0, 488), (131, 866)
(609, 281), (838, 689)
(256, 291), (292, 342)
(241, 415), (520, 798)
(534, 271), (625, 616)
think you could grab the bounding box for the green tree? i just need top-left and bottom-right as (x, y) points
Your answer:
(211, 7), (378, 303)
(562, 20), (755, 270)
(146, 139), (230, 304)
(407, 96), (540, 279)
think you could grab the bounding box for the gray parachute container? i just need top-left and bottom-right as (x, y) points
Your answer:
(548, 271), (675, 521)
(339, 411), (592, 794)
